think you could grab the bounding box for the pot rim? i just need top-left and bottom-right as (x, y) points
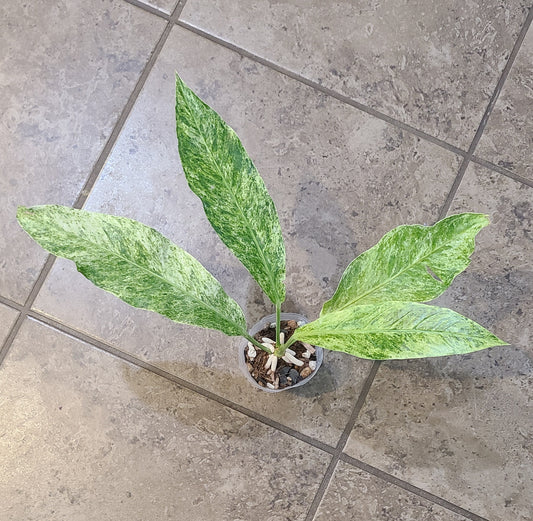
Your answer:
(238, 312), (323, 393)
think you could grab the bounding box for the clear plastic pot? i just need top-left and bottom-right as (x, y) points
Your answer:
(238, 312), (324, 393)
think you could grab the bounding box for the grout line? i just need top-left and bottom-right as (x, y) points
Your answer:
(174, 19), (533, 191)
(0, 3), (526, 517)
(0, 6), (185, 368)
(334, 361), (382, 450)
(123, 0), (171, 19)
(471, 155), (533, 188)
(26, 309), (335, 455)
(8, 303), (489, 521)
(0, 255), (56, 366)
(437, 157), (470, 220)
(0, 316), (26, 367)
(301, 196), (456, 518)
(304, 361), (381, 521)
(13, 300), (493, 521)
(339, 453), (490, 521)
(438, 5), (533, 219)
(74, 2), (187, 209)
(170, 0), (190, 21)
(126, 3), (533, 190)
(0, 295), (23, 312)
(174, 20), (468, 159)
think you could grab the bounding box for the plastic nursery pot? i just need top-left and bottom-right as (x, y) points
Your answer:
(238, 312), (324, 393)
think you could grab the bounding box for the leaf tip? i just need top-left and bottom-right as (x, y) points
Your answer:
(493, 335), (510, 347)
(175, 73), (186, 102)
(479, 213), (490, 227)
(175, 72), (191, 100)
(468, 212), (490, 229)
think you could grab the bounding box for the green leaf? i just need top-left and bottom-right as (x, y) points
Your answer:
(17, 205), (248, 337)
(292, 302), (506, 360)
(175, 74), (285, 305)
(322, 213), (489, 314)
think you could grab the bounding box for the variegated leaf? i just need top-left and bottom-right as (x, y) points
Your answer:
(17, 205), (247, 337)
(322, 213), (489, 314)
(293, 302), (506, 359)
(175, 74), (285, 305)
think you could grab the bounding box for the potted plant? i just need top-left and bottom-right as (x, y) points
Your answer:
(17, 75), (506, 392)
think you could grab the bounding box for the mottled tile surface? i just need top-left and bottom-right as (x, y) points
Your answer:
(345, 164), (533, 520)
(0, 319), (331, 520)
(0, 0), (165, 303)
(33, 25), (462, 445)
(315, 462), (470, 521)
(0, 304), (18, 345)
(3, 0), (532, 518)
(180, 0), (530, 148)
(135, 0), (178, 14)
(477, 26), (533, 181)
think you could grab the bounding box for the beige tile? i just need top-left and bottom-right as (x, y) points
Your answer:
(0, 304), (19, 345)
(477, 27), (533, 181)
(0, 318), (330, 520)
(32, 25), (462, 444)
(180, 0), (530, 149)
(345, 164), (533, 520)
(0, 0), (165, 303)
(315, 462), (470, 521)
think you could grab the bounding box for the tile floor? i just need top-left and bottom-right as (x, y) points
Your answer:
(1, 1), (531, 519)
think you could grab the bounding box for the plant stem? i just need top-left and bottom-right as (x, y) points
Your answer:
(275, 302), (281, 347)
(245, 334), (266, 351)
(281, 335), (297, 352)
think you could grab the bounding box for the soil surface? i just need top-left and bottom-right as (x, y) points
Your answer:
(245, 320), (318, 389)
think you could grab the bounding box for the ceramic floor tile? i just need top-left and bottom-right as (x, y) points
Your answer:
(0, 318), (331, 520)
(0, 304), (19, 345)
(180, 0), (530, 149)
(0, 0), (165, 304)
(32, 25), (462, 445)
(477, 25), (533, 181)
(315, 462), (470, 521)
(345, 165), (533, 520)
(132, 0), (178, 14)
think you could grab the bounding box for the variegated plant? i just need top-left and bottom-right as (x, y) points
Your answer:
(17, 75), (505, 373)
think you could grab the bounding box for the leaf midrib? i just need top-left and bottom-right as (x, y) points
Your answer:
(333, 230), (469, 311)
(299, 327), (479, 338)
(184, 105), (282, 304)
(50, 222), (246, 334)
